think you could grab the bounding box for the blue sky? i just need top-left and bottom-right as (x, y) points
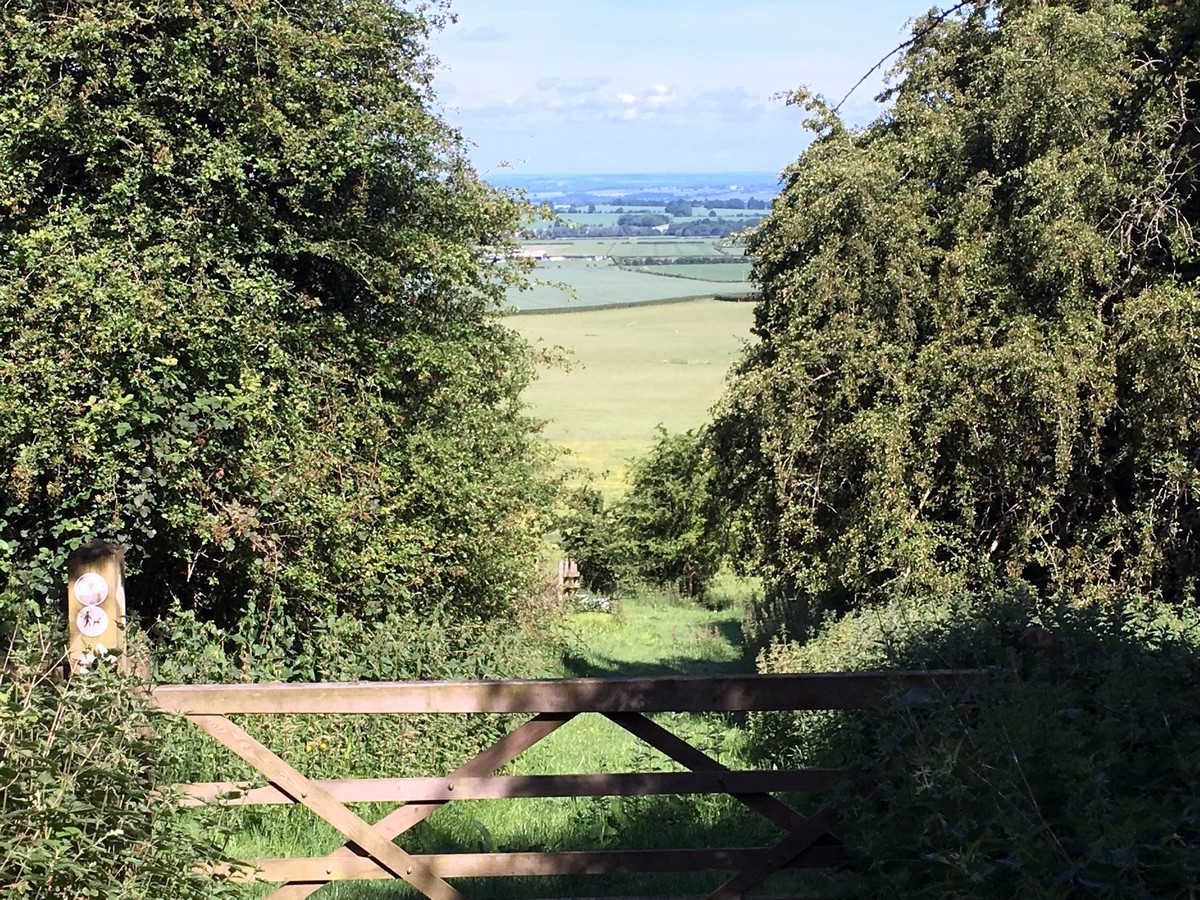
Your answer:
(428, 1), (943, 175)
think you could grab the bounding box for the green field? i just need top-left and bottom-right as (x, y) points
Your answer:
(533, 211), (761, 228)
(626, 262), (752, 282)
(508, 298), (756, 495)
(508, 258), (753, 312)
(521, 238), (731, 258)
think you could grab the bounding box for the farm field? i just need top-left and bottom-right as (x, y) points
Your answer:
(508, 298), (756, 495)
(625, 262), (752, 282)
(508, 258), (753, 312)
(519, 237), (736, 259)
(530, 211), (762, 228)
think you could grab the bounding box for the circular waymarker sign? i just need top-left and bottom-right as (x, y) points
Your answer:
(74, 572), (109, 607)
(76, 606), (109, 638)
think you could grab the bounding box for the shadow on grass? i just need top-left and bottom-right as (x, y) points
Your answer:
(559, 609), (752, 679)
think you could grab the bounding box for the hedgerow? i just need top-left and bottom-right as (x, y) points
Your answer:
(753, 589), (1200, 896)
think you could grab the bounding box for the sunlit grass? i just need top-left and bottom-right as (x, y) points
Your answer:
(559, 588), (747, 678)
(214, 589), (835, 898)
(509, 298), (756, 498)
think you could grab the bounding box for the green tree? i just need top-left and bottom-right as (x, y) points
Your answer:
(557, 485), (624, 596)
(618, 427), (724, 598)
(712, 0), (1200, 638)
(0, 0), (551, 649)
(617, 213), (670, 228)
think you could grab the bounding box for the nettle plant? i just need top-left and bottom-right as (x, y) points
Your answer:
(0, 632), (239, 899)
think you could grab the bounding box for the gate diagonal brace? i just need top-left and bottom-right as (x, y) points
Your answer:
(604, 712), (839, 898)
(185, 715), (465, 900)
(265, 711), (577, 900)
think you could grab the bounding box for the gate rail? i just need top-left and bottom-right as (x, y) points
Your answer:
(152, 671), (982, 899)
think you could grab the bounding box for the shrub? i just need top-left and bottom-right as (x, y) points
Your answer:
(0, 630), (239, 899)
(557, 430), (727, 600)
(557, 486), (627, 596)
(0, 0), (550, 647)
(617, 428), (725, 599)
(150, 608), (556, 786)
(753, 589), (1200, 896)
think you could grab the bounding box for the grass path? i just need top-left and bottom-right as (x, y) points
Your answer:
(559, 589), (748, 678)
(220, 589), (830, 898)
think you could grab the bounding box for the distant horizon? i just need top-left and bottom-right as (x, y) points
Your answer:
(481, 170), (783, 177)
(481, 171), (785, 198)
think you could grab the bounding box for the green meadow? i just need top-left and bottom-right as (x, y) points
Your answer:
(626, 262), (753, 282)
(508, 298), (757, 495)
(508, 259), (752, 312)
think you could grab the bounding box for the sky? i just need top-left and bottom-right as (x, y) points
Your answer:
(428, 1), (946, 176)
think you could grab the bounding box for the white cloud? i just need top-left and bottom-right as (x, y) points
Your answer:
(450, 81), (787, 132)
(644, 89), (674, 109)
(429, 0), (933, 172)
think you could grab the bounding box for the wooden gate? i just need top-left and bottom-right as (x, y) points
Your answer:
(153, 671), (979, 899)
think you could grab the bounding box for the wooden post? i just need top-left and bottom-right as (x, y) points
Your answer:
(557, 558), (580, 605)
(66, 539), (126, 672)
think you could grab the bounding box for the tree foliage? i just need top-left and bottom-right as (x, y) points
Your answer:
(713, 0), (1200, 635)
(558, 430), (725, 600)
(619, 427), (724, 598)
(557, 485), (624, 596)
(0, 0), (551, 643)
